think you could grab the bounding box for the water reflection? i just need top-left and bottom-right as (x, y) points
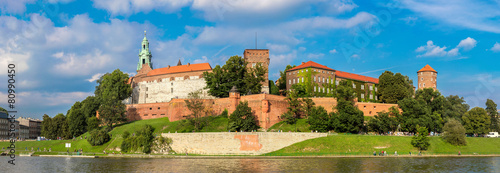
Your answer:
(0, 156), (498, 172)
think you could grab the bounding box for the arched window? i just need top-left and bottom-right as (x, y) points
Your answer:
(184, 76), (189, 80)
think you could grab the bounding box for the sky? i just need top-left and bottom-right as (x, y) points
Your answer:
(0, 0), (499, 119)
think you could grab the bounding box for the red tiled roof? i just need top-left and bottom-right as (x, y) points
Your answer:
(147, 63), (212, 76)
(418, 64), (437, 73)
(287, 61), (334, 72)
(335, 71), (379, 84)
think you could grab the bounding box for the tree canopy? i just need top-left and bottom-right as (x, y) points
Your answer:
(228, 101), (260, 132)
(203, 55), (266, 97)
(277, 65), (296, 95)
(378, 71), (413, 103)
(462, 107), (491, 135)
(442, 118), (467, 146)
(486, 99), (499, 132)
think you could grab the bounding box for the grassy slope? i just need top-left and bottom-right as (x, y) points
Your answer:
(268, 135), (500, 156)
(267, 119), (310, 132)
(0, 116), (230, 154)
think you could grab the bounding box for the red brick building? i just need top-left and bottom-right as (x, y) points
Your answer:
(417, 64), (437, 90)
(286, 61), (379, 102)
(244, 49), (270, 94)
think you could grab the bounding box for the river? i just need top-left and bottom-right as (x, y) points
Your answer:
(1, 156), (499, 172)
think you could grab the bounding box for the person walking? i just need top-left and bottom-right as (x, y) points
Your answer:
(395, 151), (398, 156)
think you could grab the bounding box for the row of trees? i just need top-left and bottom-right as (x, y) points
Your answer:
(41, 69), (131, 142)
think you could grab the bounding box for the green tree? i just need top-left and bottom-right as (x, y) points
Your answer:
(0, 107), (7, 114)
(283, 89), (303, 124)
(98, 98), (127, 128)
(368, 109), (398, 134)
(87, 129), (111, 146)
(462, 107), (491, 135)
(442, 95), (469, 122)
(411, 126), (430, 151)
(302, 98), (316, 118)
(203, 55), (266, 97)
(121, 125), (156, 153)
(67, 101), (87, 137)
(442, 119), (467, 146)
(486, 99), (499, 132)
(397, 97), (442, 133)
(184, 90), (208, 131)
(333, 80), (364, 133)
(307, 106), (332, 132)
(378, 71), (413, 104)
(53, 113), (71, 139)
(41, 114), (56, 139)
(277, 65), (296, 95)
(87, 117), (100, 131)
(269, 80), (280, 95)
(94, 69), (132, 102)
(81, 96), (101, 118)
(228, 101), (260, 132)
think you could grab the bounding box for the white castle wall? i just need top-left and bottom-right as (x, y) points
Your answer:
(131, 76), (213, 104)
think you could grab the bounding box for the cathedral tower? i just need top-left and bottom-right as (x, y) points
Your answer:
(137, 31), (153, 71)
(417, 64), (437, 90)
(244, 49), (270, 94)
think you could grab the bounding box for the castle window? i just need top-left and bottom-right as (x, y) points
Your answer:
(323, 78), (325, 83)
(146, 87), (148, 91)
(336, 80), (339, 85)
(289, 79), (291, 84)
(152, 114), (156, 116)
(142, 59), (145, 64)
(370, 86), (373, 90)
(306, 69), (308, 72)
(252, 63), (256, 68)
(375, 87), (377, 92)
(423, 83), (426, 87)
(361, 85), (364, 90)
(314, 76), (316, 82)
(293, 79), (295, 84)
(375, 96), (378, 100)
(314, 86), (316, 92)
(158, 107), (160, 110)
(421, 77), (424, 81)
(144, 114), (148, 116)
(171, 88), (173, 93)
(370, 94), (373, 99)
(171, 82), (173, 86)
(314, 69), (316, 72)
(149, 107), (152, 110)
(374, 106), (377, 109)
(146, 94), (148, 98)
(302, 77), (304, 83)
(361, 94), (364, 99)
(353, 83), (356, 88)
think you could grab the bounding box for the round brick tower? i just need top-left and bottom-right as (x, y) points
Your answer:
(417, 64), (437, 90)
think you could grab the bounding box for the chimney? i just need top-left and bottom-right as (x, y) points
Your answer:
(187, 63), (190, 66)
(168, 65), (170, 68)
(301, 62), (305, 65)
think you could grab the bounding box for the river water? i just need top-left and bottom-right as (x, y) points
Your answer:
(1, 156), (499, 172)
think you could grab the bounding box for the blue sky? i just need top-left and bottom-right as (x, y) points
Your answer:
(0, 0), (499, 119)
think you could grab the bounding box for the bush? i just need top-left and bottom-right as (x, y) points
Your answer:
(307, 106), (332, 132)
(220, 109), (229, 118)
(411, 126), (430, 151)
(87, 129), (111, 146)
(87, 117), (100, 132)
(229, 101), (259, 132)
(121, 124), (155, 153)
(442, 119), (467, 146)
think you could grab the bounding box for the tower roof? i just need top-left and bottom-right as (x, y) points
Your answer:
(177, 59), (182, 66)
(418, 64), (437, 73)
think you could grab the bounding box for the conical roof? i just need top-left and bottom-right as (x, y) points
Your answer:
(177, 59), (182, 66)
(418, 64), (437, 73)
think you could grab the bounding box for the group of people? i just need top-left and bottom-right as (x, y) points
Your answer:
(373, 151), (396, 156)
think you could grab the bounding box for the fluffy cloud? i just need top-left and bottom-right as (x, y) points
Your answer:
(397, 0), (500, 33)
(269, 50), (297, 69)
(53, 50), (112, 76)
(491, 42), (500, 52)
(87, 73), (104, 82)
(416, 38), (477, 57)
(266, 43), (290, 53)
(92, 0), (191, 15)
(456, 37), (477, 51)
(329, 49), (338, 54)
(0, 0), (35, 14)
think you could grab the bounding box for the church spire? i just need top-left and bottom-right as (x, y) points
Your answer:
(177, 59), (182, 66)
(137, 31), (153, 71)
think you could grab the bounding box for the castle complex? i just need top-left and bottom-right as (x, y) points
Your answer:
(124, 32), (437, 129)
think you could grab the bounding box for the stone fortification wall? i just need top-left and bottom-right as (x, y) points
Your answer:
(162, 132), (327, 155)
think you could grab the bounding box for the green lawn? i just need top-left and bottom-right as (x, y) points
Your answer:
(0, 116), (230, 155)
(267, 135), (500, 156)
(267, 119), (310, 132)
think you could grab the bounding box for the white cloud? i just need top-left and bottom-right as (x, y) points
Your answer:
(0, 49), (31, 75)
(0, 91), (91, 107)
(53, 50), (112, 76)
(320, 0), (358, 14)
(0, 0), (35, 14)
(329, 49), (338, 54)
(269, 50), (297, 69)
(92, 0), (192, 15)
(351, 54), (360, 59)
(491, 42), (500, 52)
(193, 56), (208, 63)
(456, 37), (477, 51)
(307, 53), (325, 59)
(266, 43), (290, 53)
(398, 0), (500, 33)
(416, 38), (477, 57)
(87, 73), (104, 82)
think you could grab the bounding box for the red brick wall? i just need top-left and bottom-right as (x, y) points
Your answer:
(125, 94), (399, 129)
